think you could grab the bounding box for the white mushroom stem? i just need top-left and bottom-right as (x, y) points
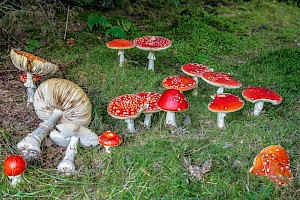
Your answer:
(144, 113), (153, 127)
(9, 175), (22, 187)
(104, 146), (111, 153)
(125, 118), (136, 132)
(217, 87), (224, 94)
(217, 112), (227, 129)
(147, 51), (156, 70)
(253, 101), (264, 116)
(118, 50), (125, 66)
(17, 109), (63, 161)
(192, 77), (199, 96)
(57, 136), (79, 176)
(23, 72), (36, 103)
(166, 111), (177, 127)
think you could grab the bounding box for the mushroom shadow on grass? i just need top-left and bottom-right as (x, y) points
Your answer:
(17, 78), (92, 161)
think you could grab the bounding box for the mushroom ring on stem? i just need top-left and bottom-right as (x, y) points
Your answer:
(208, 93), (244, 129)
(10, 49), (58, 103)
(201, 72), (242, 94)
(157, 89), (189, 127)
(3, 155), (27, 186)
(50, 123), (98, 175)
(107, 94), (149, 132)
(99, 130), (122, 153)
(242, 87), (282, 116)
(107, 39), (135, 66)
(17, 78), (92, 161)
(134, 36), (172, 71)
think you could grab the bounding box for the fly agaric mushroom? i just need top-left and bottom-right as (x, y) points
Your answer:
(20, 72), (42, 83)
(49, 123), (98, 175)
(162, 76), (197, 93)
(249, 145), (293, 186)
(158, 89), (189, 127)
(208, 93), (244, 129)
(134, 36), (172, 70)
(201, 72), (242, 94)
(3, 155), (27, 186)
(242, 87), (282, 116)
(17, 78), (92, 161)
(107, 39), (135, 66)
(181, 63), (214, 96)
(10, 49), (58, 104)
(99, 130), (122, 153)
(137, 92), (162, 127)
(107, 94), (148, 132)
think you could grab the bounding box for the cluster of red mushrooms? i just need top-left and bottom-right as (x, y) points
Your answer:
(3, 36), (292, 187)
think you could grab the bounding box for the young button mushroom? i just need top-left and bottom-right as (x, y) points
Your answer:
(249, 145), (293, 186)
(134, 36), (172, 71)
(201, 72), (242, 94)
(208, 93), (244, 129)
(242, 87), (282, 116)
(181, 63), (214, 96)
(99, 131), (122, 153)
(157, 89), (189, 127)
(107, 94), (148, 132)
(10, 49), (58, 104)
(162, 76), (196, 93)
(3, 155), (27, 186)
(107, 39), (135, 66)
(17, 78), (92, 161)
(137, 92), (162, 127)
(49, 123), (98, 175)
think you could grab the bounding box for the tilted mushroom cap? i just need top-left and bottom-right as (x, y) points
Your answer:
(137, 92), (162, 114)
(208, 93), (244, 113)
(201, 72), (242, 89)
(50, 123), (99, 147)
(134, 36), (172, 51)
(162, 76), (196, 91)
(242, 87), (282, 105)
(33, 78), (92, 126)
(158, 89), (189, 112)
(99, 130), (122, 147)
(181, 63), (213, 77)
(107, 39), (135, 50)
(10, 49), (58, 75)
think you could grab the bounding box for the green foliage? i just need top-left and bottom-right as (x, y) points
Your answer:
(25, 40), (41, 52)
(246, 184), (274, 200)
(87, 14), (112, 31)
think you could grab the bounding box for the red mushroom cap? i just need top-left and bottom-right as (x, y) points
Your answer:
(3, 155), (27, 176)
(99, 131), (122, 147)
(242, 87), (282, 105)
(137, 92), (162, 113)
(249, 145), (292, 185)
(20, 72), (42, 83)
(162, 76), (197, 91)
(201, 72), (242, 89)
(208, 93), (244, 113)
(107, 94), (148, 120)
(134, 36), (172, 51)
(181, 63), (213, 77)
(107, 39), (135, 50)
(158, 89), (188, 112)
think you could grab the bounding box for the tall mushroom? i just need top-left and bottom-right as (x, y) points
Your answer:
(3, 155), (27, 186)
(106, 39), (135, 66)
(157, 89), (189, 127)
(49, 123), (98, 175)
(242, 87), (282, 116)
(107, 94), (148, 132)
(162, 76), (196, 93)
(17, 78), (92, 161)
(10, 49), (58, 104)
(201, 72), (242, 94)
(181, 63), (214, 96)
(208, 93), (244, 129)
(134, 36), (172, 71)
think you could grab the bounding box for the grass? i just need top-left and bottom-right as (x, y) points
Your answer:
(1, 1), (300, 199)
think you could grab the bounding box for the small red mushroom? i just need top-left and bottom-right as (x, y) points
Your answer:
(20, 72), (42, 83)
(249, 145), (293, 186)
(242, 87), (282, 116)
(107, 39), (135, 66)
(134, 36), (172, 70)
(99, 131), (122, 153)
(3, 155), (27, 186)
(201, 72), (242, 94)
(208, 93), (244, 129)
(162, 76), (196, 92)
(157, 89), (189, 127)
(67, 38), (75, 46)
